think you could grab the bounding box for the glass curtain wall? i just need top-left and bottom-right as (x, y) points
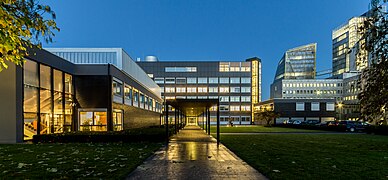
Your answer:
(23, 59), (73, 140)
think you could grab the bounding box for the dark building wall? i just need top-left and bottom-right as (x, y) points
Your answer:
(75, 75), (111, 108)
(272, 99), (336, 123)
(113, 103), (161, 129)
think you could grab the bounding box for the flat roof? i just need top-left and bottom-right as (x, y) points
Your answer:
(166, 99), (219, 116)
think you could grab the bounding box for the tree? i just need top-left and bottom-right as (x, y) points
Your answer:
(255, 109), (280, 126)
(0, 0), (59, 71)
(358, 1), (388, 124)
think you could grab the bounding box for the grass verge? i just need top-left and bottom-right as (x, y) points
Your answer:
(210, 126), (324, 133)
(220, 134), (388, 179)
(0, 142), (162, 179)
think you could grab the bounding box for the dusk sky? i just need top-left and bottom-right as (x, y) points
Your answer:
(42, 0), (370, 100)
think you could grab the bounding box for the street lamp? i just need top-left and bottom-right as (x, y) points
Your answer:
(337, 102), (343, 121)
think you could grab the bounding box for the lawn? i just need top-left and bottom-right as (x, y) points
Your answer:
(0, 142), (162, 179)
(209, 126), (324, 133)
(220, 134), (388, 180)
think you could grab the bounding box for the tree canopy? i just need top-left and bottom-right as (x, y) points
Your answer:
(0, 0), (59, 71)
(358, 1), (388, 124)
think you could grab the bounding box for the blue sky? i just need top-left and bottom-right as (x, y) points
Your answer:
(42, 0), (370, 100)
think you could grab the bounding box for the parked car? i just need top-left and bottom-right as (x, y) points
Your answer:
(292, 120), (302, 125)
(338, 120), (367, 132)
(283, 120), (295, 124)
(326, 121), (339, 127)
(301, 120), (320, 126)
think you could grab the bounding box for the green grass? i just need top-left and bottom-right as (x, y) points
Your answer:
(220, 134), (388, 180)
(0, 142), (162, 179)
(209, 126), (324, 133)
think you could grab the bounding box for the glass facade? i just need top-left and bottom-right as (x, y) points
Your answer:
(23, 60), (74, 140)
(274, 43), (316, 81)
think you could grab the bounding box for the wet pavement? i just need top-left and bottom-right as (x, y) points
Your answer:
(127, 125), (267, 180)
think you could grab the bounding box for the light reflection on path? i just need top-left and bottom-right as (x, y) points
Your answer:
(127, 125), (267, 180)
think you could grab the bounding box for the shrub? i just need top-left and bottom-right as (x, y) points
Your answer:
(33, 125), (176, 143)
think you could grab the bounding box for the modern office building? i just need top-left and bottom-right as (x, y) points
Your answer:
(256, 98), (336, 124)
(332, 14), (369, 78)
(137, 57), (262, 125)
(0, 48), (163, 143)
(274, 43), (316, 81)
(270, 79), (343, 101)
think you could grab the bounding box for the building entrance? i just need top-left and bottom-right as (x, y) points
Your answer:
(187, 117), (197, 126)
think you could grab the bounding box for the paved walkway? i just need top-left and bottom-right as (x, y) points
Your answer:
(127, 125), (267, 180)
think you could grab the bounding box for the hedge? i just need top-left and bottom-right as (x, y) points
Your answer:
(33, 125), (176, 143)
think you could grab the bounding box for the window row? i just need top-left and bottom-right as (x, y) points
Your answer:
(296, 102), (335, 111)
(163, 95), (251, 102)
(219, 105), (251, 112)
(219, 62), (251, 72)
(283, 90), (342, 95)
(162, 86), (251, 93)
(165, 67), (197, 72)
(112, 78), (163, 113)
(283, 82), (342, 88)
(154, 77), (251, 84)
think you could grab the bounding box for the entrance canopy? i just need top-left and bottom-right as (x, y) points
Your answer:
(165, 98), (221, 146)
(166, 99), (218, 116)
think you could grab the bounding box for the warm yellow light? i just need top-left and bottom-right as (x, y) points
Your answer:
(338, 103), (343, 108)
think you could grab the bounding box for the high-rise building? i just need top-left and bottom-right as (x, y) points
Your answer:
(274, 43), (316, 81)
(137, 57), (262, 125)
(332, 14), (369, 78)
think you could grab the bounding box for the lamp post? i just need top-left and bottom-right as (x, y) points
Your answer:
(338, 102), (343, 121)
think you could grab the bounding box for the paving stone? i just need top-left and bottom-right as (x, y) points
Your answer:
(127, 125), (267, 180)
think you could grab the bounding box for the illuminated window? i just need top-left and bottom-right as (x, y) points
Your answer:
(165, 78), (175, 84)
(154, 78), (164, 84)
(198, 96), (208, 99)
(219, 105), (229, 111)
(124, 85), (132, 106)
(209, 77), (218, 84)
(220, 77), (229, 84)
(241, 87), (251, 93)
(220, 96), (229, 102)
(165, 96), (176, 100)
(241, 106), (251, 111)
(198, 77), (208, 84)
(209, 96), (218, 99)
(241, 96), (251, 102)
(230, 77), (240, 84)
(241, 78), (251, 84)
(187, 87), (197, 93)
(296, 102), (305, 111)
(326, 102), (335, 111)
(230, 87), (240, 93)
(165, 87), (175, 93)
(187, 96), (197, 99)
(209, 87), (218, 93)
(113, 79), (123, 97)
(187, 77), (197, 84)
(165, 67), (197, 72)
(230, 66), (240, 71)
(176, 87), (186, 93)
(219, 62), (230, 72)
(230, 96), (240, 102)
(311, 102), (320, 111)
(219, 87), (229, 93)
(230, 106), (240, 111)
(198, 87), (208, 93)
(176, 78), (186, 84)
